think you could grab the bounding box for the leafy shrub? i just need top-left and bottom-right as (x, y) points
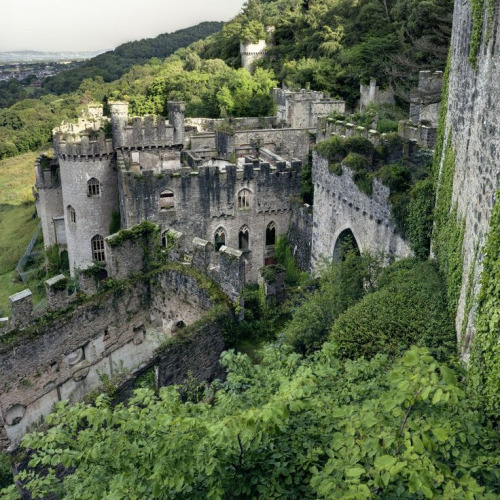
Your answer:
(9, 346), (500, 499)
(330, 260), (456, 361)
(342, 152), (370, 171)
(283, 251), (379, 354)
(352, 169), (373, 195)
(0, 453), (11, 490)
(274, 236), (307, 286)
(344, 136), (374, 157)
(315, 135), (346, 162)
(377, 118), (398, 133)
(376, 163), (411, 192)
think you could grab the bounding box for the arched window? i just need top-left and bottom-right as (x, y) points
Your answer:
(237, 188), (251, 209)
(266, 221), (276, 246)
(160, 189), (174, 211)
(87, 178), (100, 197)
(67, 205), (76, 223)
(161, 231), (168, 247)
(239, 225), (249, 251)
(214, 227), (226, 251)
(91, 234), (105, 262)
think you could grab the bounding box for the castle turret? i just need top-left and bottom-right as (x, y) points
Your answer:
(109, 101), (129, 149)
(240, 39), (267, 71)
(167, 101), (185, 145)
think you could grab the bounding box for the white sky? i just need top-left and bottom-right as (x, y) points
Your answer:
(0, 0), (245, 52)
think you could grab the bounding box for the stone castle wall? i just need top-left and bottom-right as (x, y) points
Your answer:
(311, 153), (411, 268)
(440, 1), (500, 353)
(118, 163), (301, 282)
(0, 267), (221, 448)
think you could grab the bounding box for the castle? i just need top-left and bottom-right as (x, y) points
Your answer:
(1, 79), (437, 449)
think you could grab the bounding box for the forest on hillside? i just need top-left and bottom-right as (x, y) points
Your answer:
(0, 0), (453, 160)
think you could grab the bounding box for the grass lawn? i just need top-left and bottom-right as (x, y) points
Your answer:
(0, 152), (41, 314)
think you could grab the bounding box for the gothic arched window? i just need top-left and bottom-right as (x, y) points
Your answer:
(91, 234), (105, 262)
(266, 221), (276, 246)
(237, 188), (251, 209)
(214, 227), (226, 251)
(67, 205), (76, 223)
(87, 178), (100, 197)
(239, 225), (249, 251)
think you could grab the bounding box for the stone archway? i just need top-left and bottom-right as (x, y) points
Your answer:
(333, 228), (360, 262)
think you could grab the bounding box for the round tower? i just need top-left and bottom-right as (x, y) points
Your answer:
(55, 109), (118, 274)
(109, 101), (129, 149)
(167, 101), (185, 145)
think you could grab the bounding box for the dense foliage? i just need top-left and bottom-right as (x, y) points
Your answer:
(42, 22), (223, 95)
(468, 184), (500, 416)
(330, 259), (456, 361)
(203, 0), (453, 104)
(4, 345), (500, 499)
(282, 250), (378, 353)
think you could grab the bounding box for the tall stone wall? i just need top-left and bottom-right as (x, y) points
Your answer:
(311, 153), (411, 268)
(440, 1), (500, 354)
(0, 267), (219, 448)
(288, 202), (313, 272)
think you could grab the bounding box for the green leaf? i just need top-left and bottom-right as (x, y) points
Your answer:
(432, 388), (443, 404)
(374, 455), (397, 470)
(345, 466), (365, 478)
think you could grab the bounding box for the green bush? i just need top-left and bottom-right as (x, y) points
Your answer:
(330, 260), (456, 361)
(344, 136), (374, 157)
(377, 118), (398, 133)
(342, 152), (370, 171)
(0, 453), (11, 489)
(283, 251), (379, 354)
(315, 135), (346, 162)
(352, 169), (373, 195)
(274, 236), (307, 286)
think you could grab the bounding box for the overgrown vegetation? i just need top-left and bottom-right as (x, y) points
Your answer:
(330, 259), (456, 361)
(468, 185), (500, 416)
(5, 343), (500, 498)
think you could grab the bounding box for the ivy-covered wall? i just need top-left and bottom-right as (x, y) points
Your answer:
(432, 0), (500, 412)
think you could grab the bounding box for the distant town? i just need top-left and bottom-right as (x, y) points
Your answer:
(0, 50), (106, 85)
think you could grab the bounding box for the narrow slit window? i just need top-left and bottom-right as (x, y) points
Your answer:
(239, 225), (249, 251)
(68, 205), (76, 223)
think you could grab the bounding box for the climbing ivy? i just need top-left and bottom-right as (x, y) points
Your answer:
(432, 136), (465, 313)
(469, 0), (485, 67)
(467, 187), (500, 416)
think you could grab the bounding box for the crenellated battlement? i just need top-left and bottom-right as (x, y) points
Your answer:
(110, 101), (185, 150)
(316, 117), (381, 145)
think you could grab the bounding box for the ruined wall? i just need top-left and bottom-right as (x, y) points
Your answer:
(157, 320), (226, 387)
(119, 163), (301, 282)
(359, 79), (395, 110)
(288, 202), (313, 272)
(311, 153), (412, 268)
(232, 129), (310, 163)
(0, 267), (219, 448)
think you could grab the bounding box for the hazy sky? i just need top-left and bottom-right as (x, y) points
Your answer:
(0, 0), (245, 52)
